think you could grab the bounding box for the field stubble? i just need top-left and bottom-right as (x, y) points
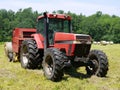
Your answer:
(0, 43), (120, 90)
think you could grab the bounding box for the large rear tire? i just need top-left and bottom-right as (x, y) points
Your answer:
(42, 48), (66, 82)
(86, 50), (109, 77)
(20, 39), (42, 69)
(4, 42), (13, 62)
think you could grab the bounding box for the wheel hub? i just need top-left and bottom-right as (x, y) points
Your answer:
(44, 56), (53, 75)
(22, 53), (29, 65)
(87, 59), (99, 74)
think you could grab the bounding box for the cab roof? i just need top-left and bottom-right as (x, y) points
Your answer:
(37, 13), (71, 20)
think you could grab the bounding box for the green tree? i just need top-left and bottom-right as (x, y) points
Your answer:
(0, 8), (120, 43)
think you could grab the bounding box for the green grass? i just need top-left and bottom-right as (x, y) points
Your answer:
(0, 43), (120, 90)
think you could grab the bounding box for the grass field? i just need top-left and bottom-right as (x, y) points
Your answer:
(0, 43), (120, 90)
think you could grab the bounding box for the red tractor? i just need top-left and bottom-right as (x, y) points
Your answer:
(5, 12), (108, 81)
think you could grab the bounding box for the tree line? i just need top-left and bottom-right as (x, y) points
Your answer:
(0, 7), (120, 43)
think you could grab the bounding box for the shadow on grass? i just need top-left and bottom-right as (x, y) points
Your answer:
(63, 67), (90, 81)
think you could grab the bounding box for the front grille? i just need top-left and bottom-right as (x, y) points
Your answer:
(76, 35), (90, 41)
(74, 44), (91, 57)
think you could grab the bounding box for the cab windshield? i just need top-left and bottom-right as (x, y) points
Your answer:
(37, 18), (71, 34)
(48, 18), (71, 33)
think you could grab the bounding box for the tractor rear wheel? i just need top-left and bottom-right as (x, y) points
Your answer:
(42, 48), (65, 82)
(86, 50), (108, 77)
(4, 42), (13, 62)
(20, 39), (42, 69)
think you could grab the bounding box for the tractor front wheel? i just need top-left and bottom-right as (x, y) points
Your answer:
(86, 50), (109, 77)
(42, 48), (65, 82)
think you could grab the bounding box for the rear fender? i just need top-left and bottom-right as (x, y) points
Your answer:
(31, 34), (44, 49)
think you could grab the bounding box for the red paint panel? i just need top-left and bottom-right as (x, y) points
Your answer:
(54, 32), (76, 41)
(54, 32), (76, 56)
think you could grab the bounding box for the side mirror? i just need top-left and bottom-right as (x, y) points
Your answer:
(43, 12), (47, 17)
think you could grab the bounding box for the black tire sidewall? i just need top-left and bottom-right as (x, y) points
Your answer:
(42, 48), (64, 81)
(86, 50), (108, 77)
(20, 39), (42, 69)
(43, 51), (55, 79)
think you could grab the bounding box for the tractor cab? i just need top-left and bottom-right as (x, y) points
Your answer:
(37, 13), (72, 45)
(36, 12), (92, 56)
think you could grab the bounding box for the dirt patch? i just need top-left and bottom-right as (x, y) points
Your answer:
(27, 69), (43, 75)
(88, 75), (100, 83)
(0, 68), (16, 78)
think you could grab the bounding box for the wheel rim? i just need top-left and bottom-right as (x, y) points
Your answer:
(44, 55), (54, 75)
(87, 59), (99, 75)
(22, 45), (29, 65)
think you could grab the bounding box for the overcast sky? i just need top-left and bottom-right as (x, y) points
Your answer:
(0, 0), (120, 16)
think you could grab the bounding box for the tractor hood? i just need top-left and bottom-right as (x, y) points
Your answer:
(54, 32), (92, 44)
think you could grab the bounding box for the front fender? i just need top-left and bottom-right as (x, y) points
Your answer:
(31, 34), (44, 49)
